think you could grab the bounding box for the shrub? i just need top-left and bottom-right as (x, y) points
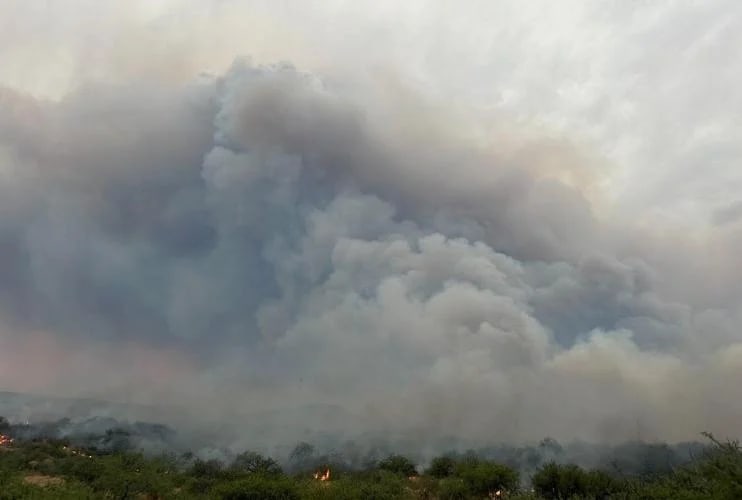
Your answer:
(427, 456), (456, 478)
(302, 471), (406, 500)
(454, 458), (519, 497)
(377, 455), (417, 477)
(532, 462), (620, 500)
(437, 478), (469, 500)
(213, 475), (299, 500)
(231, 451), (284, 476)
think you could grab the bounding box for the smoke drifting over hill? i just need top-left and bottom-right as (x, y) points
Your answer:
(1, 1), (742, 446)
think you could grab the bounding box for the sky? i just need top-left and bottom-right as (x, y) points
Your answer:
(1, 0), (741, 444)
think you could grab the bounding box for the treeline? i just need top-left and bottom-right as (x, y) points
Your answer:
(1, 435), (741, 499)
(0, 416), (704, 476)
(1, 417), (742, 498)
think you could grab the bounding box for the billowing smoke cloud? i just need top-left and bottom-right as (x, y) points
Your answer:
(1, 1), (742, 448)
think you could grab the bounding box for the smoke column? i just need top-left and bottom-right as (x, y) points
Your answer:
(1, 0), (742, 446)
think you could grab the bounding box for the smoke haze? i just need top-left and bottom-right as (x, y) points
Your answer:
(1, 0), (742, 447)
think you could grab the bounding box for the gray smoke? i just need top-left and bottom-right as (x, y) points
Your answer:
(1, 2), (742, 449)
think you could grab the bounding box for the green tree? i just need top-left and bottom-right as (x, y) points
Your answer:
(377, 454), (417, 477)
(427, 456), (456, 478)
(532, 462), (585, 500)
(454, 458), (519, 497)
(437, 478), (469, 500)
(531, 462), (620, 500)
(189, 458), (224, 478)
(187, 458), (225, 494)
(231, 451), (284, 476)
(302, 471), (406, 500)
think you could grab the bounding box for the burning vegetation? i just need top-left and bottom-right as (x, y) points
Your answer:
(0, 434), (13, 447)
(313, 468), (330, 481)
(61, 445), (93, 458)
(0, 415), (740, 498)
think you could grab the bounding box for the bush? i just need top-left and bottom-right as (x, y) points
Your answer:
(585, 469), (622, 499)
(213, 475), (299, 500)
(532, 463), (585, 499)
(630, 434), (742, 500)
(302, 471), (406, 500)
(531, 462), (620, 500)
(377, 455), (417, 477)
(0, 479), (96, 500)
(59, 457), (105, 484)
(190, 458), (225, 478)
(427, 456), (456, 478)
(437, 478), (469, 500)
(85, 452), (178, 498)
(231, 451), (284, 476)
(187, 458), (227, 493)
(454, 458), (519, 497)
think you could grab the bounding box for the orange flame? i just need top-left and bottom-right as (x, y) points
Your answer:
(0, 434), (13, 446)
(313, 469), (331, 481)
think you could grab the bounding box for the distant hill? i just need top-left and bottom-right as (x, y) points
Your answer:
(0, 390), (382, 450)
(0, 390), (176, 424)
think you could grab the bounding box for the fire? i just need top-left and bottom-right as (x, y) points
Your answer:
(62, 445), (93, 458)
(313, 469), (331, 481)
(0, 434), (13, 447)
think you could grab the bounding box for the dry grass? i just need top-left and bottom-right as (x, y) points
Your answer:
(23, 474), (65, 487)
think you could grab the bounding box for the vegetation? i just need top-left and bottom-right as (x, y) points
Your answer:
(531, 463), (619, 499)
(378, 454), (418, 477)
(453, 456), (519, 496)
(427, 456), (456, 478)
(1, 419), (741, 498)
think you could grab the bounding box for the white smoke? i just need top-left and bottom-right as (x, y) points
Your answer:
(1, 1), (741, 446)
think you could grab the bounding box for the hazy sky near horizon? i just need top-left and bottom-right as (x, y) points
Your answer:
(1, 0), (742, 444)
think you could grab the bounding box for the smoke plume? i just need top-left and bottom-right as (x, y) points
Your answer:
(1, 0), (742, 448)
